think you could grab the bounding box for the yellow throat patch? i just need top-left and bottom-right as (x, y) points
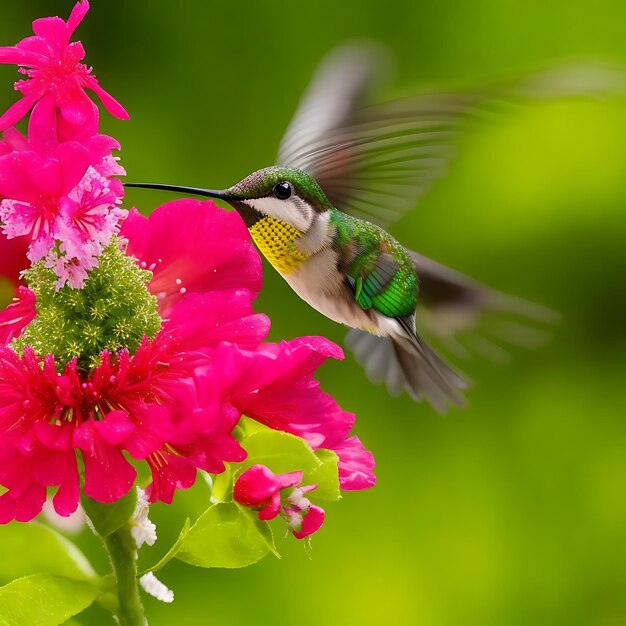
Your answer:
(248, 217), (307, 274)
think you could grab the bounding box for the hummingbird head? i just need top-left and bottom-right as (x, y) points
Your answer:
(125, 166), (334, 234)
(222, 166), (334, 232)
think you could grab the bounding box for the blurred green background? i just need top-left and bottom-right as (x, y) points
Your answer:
(2, 1), (626, 624)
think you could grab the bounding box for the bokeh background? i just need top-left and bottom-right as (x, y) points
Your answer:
(2, 1), (626, 625)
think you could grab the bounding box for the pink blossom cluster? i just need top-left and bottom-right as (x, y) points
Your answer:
(0, 2), (375, 538)
(0, 198), (375, 533)
(234, 465), (325, 539)
(0, 0), (128, 289)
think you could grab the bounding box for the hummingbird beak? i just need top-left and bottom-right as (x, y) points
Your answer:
(123, 182), (232, 200)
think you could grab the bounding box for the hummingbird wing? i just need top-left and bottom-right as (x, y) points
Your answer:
(278, 44), (625, 229)
(277, 42), (482, 229)
(350, 251), (417, 319)
(344, 243), (470, 411)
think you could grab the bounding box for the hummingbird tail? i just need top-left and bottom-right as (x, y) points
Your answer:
(345, 323), (468, 413)
(346, 251), (557, 411)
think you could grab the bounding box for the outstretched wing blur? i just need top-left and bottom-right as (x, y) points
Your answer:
(277, 43), (625, 229)
(277, 42), (483, 228)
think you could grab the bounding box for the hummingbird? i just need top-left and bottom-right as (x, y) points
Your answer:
(126, 43), (567, 412)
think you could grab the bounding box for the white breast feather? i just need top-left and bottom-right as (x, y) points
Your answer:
(242, 197), (312, 232)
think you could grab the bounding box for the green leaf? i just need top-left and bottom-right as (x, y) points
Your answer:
(0, 574), (99, 626)
(144, 518), (191, 575)
(175, 503), (274, 568)
(310, 449), (342, 500)
(0, 523), (96, 583)
(240, 429), (341, 500)
(209, 465), (232, 503)
(248, 509), (280, 559)
(81, 488), (137, 537)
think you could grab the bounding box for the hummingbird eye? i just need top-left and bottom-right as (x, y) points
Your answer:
(273, 181), (292, 200)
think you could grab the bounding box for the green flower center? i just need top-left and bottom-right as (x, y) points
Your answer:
(14, 237), (162, 371)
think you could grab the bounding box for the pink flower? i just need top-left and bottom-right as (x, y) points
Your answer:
(121, 198), (263, 316)
(216, 338), (376, 491)
(234, 465), (325, 539)
(0, 232), (33, 344)
(0, 340), (246, 521)
(234, 464), (302, 520)
(0, 286), (36, 344)
(0, 200), (268, 521)
(125, 202), (376, 490)
(0, 141), (126, 289)
(0, 199), (374, 522)
(0, 1), (128, 291)
(48, 167), (127, 289)
(0, 231), (29, 289)
(0, 1), (128, 133)
(0, 143), (88, 254)
(0, 0), (375, 534)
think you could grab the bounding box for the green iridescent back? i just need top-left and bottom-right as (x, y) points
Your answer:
(331, 209), (418, 319)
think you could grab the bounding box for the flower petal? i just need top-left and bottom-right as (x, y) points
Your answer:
(0, 46), (45, 66)
(333, 436), (376, 491)
(0, 234), (29, 286)
(146, 451), (197, 504)
(74, 421), (136, 503)
(0, 151), (43, 201)
(27, 96), (59, 153)
(292, 504), (325, 539)
(32, 17), (69, 49)
(0, 95), (38, 132)
(56, 141), (91, 190)
(66, 1), (90, 41)
(94, 410), (136, 446)
(165, 290), (270, 353)
(90, 82), (130, 121)
(51, 457), (80, 516)
(0, 286), (37, 344)
(122, 200), (263, 314)
(59, 87), (97, 127)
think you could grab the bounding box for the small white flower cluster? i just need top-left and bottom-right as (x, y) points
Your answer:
(139, 572), (174, 603)
(130, 487), (157, 550)
(129, 492), (175, 605)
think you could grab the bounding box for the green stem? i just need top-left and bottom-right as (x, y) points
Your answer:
(103, 524), (145, 626)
